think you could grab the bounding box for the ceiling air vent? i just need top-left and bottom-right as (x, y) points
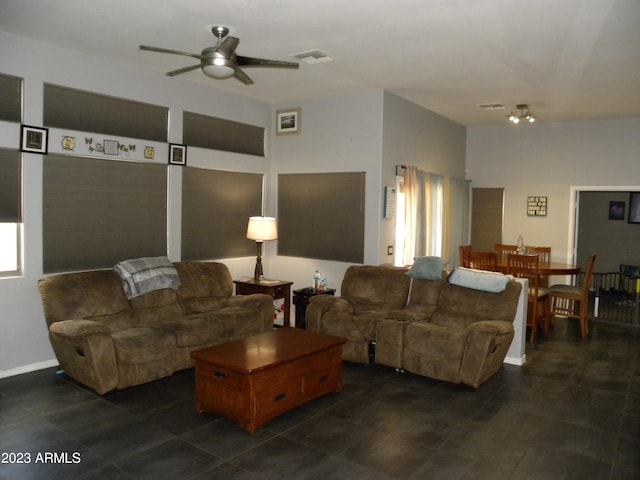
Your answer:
(477, 103), (506, 111)
(291, 49), (334, 64)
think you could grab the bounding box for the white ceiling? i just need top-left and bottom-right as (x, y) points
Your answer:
(1, 0), (639, 126)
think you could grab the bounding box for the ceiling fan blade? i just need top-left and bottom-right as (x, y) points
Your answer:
(139, 45), (204, 60)
(237, 56), (299, 69)
(233, 67), (254, 85)
(166, 64), (202, 77)
(215, 37), (240, 58)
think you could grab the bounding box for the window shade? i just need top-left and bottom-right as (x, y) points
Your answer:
(278, 172), (365, 263)
(182, 167), (263, 260)
(0, 149), (21, 222)
(471, 187), (504, 251)
(43, 155), (167, 273)
(43, 84), (168, 142)
(183, 111), (265, 157)
(0, 73), (22, 122)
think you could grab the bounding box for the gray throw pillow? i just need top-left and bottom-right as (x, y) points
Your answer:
(406, 256), (449, 280)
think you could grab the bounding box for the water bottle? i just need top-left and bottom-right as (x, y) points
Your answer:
(313, 270), (321, 290)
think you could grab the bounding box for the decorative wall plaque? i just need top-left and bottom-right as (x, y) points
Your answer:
(527, 196), (547, 216)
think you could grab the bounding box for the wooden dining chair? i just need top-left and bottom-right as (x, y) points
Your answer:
(507, 253), (550, 343)
(527, 246), (552, 286)
(549, 253), (597, 338)
(527, 246), (551, 263)
(458, 244), (471, 268)
(495, 244), (518, 262)
(468, 250), (499, 272)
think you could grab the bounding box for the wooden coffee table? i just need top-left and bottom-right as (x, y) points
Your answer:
(190, 327), (346, 434)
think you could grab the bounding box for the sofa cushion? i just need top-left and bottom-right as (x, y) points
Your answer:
(432, 280), (520, 329)
(111, 327), (176, 365)
(129, 289), (183, 325)
(170, 317), (224, 347)
(406, 256), (449, 280)
(38, 270), (136, 330)
(341, 265), (410, 313)
(175, 262), (234, 315)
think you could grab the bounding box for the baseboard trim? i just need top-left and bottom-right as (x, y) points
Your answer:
(504, 354), (527, 366)
(0, 359), (59, 379)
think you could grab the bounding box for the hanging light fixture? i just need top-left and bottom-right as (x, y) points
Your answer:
(508, 104), (536, 124)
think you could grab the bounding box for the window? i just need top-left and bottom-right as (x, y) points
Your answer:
(43, 155), (167, 273)
(181, 167), (263, 260)
(0, 73), (22, 123)
(0, 149), (21, 276)
(278, 172), (365, 263)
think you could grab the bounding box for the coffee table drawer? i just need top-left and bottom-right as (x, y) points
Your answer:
(196, 363), (245, 388)
(303, 364), (342, 398)
(255, 379), (302, 418)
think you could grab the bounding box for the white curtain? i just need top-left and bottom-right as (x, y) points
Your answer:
(399, 165), (470, 267)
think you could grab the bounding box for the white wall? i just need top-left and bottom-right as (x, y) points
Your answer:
(466, 117), (640, 264)
(267, 89), (385, 293)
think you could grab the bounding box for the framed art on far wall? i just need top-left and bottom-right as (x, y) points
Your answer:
(20, 125), (49, 154)
(609, 201), (625, 220)
(276, 108), (301, 136)
(168, 143), (187, 166)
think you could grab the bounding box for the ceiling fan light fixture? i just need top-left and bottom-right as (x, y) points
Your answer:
(202, 60), (235, 79)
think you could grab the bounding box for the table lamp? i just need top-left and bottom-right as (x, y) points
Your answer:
(246, 216), (278, 281)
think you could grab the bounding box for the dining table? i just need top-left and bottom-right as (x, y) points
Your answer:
(496, 259), (581, 276)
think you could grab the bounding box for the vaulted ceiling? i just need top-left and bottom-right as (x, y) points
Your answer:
(1, 0), (638, 126)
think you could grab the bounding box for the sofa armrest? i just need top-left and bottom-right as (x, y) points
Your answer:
(48, 319), (118, 395)
(460, 320), (515, 388)
(306, 296), (354, 332)
(225, 293), (274, 331)
(226, 293), (273, 309)
(49, 318), (111, 338)
(466, 320), (514, 336)
(309, 296), (354, 313)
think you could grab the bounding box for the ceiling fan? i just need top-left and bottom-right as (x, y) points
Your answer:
(139, 25), (299, 85)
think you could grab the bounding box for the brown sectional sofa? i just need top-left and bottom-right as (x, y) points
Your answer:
(306, 264), (522, 388)
(38, 261), (274, 394)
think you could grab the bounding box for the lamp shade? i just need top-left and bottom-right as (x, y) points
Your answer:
(246, 216), (278, 241)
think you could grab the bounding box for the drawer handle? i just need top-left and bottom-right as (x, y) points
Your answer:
(275, 393), (287, 402)
(319, 375), (329, 383)
(214, 370), (226, 379)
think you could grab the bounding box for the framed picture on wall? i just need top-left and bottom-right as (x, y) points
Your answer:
(276, 108), (301, 136)
(628, 192), (640, 224)
(20, 125), (49, 154)
(609, 201), (625, 220)
(168, 143), (187, 166)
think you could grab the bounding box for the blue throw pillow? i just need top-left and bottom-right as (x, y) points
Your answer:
(406, 256), (449, 280)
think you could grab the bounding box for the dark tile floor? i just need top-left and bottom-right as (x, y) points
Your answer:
(1, 318), (639, 480)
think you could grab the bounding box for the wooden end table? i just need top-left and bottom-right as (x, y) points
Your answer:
(234, 279), (293, 327)
(191, 328), (346, 434)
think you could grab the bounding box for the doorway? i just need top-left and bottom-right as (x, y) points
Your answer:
(571, 186), (640, 325)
